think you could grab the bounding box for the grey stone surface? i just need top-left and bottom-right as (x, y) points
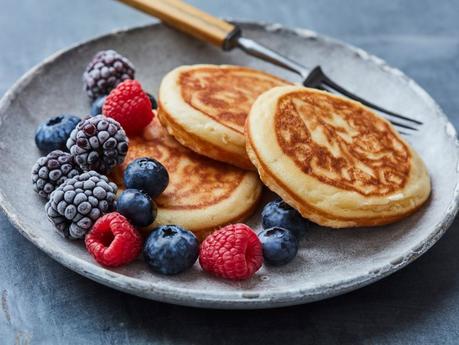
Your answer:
(0, 0), (458, 344)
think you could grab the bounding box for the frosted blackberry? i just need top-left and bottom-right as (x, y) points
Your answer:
(83, 50), (135, 100)
(31, 150), (80, 199)
(45, 171), (118, 239)
(66, 115), (128, 174)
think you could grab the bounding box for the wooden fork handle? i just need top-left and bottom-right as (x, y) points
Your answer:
(117, 0), (241, 50)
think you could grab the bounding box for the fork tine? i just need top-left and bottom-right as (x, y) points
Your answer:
(319, 84), (418, 132)
(387, 121), (418, 131)
(304, 66), (423, 126)
(324, 78), (423, 126)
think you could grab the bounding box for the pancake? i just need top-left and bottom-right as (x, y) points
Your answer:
(246, 85), (431, 228)
(158, 64), (288, 170)
(112, 116), (262, 239)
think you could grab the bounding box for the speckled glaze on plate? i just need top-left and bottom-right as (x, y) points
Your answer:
(0, 22), (458, 309)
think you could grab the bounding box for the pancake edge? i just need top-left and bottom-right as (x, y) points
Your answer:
(113, 169), (263, 240)
(158, 104), (255, 170)
(246, 85), (431, 228)
(118, 176), (263, 241)
(149, 171), (263, 240)
(158, 64), (288, 170)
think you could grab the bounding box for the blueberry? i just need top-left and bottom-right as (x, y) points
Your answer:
(90, 95), (106, 116)
(35, 115), (81, 154)
(147, 93), (158, 109)
(143, 225), (199, 275)
(261, 199), (310, 239)
(115, 189), (156, 227)
(258, 227), (298, 266)
(124, 158), (169, 199)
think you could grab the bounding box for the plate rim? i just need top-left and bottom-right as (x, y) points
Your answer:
(0, 21), (458, 309)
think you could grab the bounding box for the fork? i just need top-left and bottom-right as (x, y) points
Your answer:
(117, 0), (422, 134)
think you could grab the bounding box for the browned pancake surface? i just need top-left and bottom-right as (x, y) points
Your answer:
(179, 67), (287, 133)
(275, 91), (411, 196)
(114, 117), (245, 210)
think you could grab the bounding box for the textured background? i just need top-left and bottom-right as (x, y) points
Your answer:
(1, 0), (458, 344)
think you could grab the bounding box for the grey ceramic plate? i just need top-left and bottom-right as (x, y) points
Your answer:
(0, 22), (458, 309)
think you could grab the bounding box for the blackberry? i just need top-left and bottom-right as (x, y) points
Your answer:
(45, 171), (118, 239)
(66, 115), (128, 174)
(31, 150), (80, 199)
(83, 50), (135, 100)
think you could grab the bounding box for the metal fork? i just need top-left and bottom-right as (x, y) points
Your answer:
(118, 0), (422, 133)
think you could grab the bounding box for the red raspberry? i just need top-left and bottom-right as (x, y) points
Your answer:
(103, 80), (153, 136)
(199, 224), (263, 280)
(85, 212), (143, 267)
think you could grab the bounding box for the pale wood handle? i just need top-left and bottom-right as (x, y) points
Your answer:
(117, 0), (240, 49)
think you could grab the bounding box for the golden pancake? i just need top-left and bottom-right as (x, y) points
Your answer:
(112, 116), (262, 239)
(246, 85), (431, 228)
(158, 64), (288, 170)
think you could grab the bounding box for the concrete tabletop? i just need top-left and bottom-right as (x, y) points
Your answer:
(1, 0), (458, 344)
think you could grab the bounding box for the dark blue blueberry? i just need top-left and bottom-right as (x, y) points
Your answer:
(115, 189), (156, 227)
(258, 227), (298, 266)
(35, 115), (81, 154)
(261, 199), (310, 239)
(143, 225), (199, 275)
(90, 95), (106, 116)
(147, 93), (158, 109)
(124, 158), (169, 199)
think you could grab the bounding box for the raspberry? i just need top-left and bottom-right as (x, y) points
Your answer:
(199, 224), (263, 280)
(85, 212), (143, 267)
(103, 80), (153, 136)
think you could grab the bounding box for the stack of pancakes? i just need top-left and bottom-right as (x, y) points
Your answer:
(115, 64), (431, 238)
